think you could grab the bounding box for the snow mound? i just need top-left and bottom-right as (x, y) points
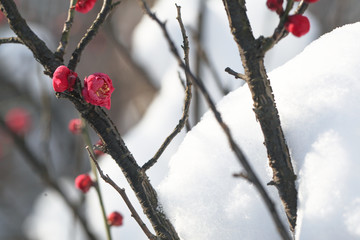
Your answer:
(158, 22), (360, 240)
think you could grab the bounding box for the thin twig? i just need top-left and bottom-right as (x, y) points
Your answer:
(68, 0), (115, 71)
(87, 147), (157, 240)
(261, 0), (309, 53)
(82, 122), (112, 240)
(55, 0), (77, 61)
(138, 1), (291, 239)
(0, 37), (23, 44)
(233, 172), (252, 183)
(142, 4), (192, 171)
(0, 117), (97, 240)
(225, 67), (247, 81)
(177, 73), (192, 132)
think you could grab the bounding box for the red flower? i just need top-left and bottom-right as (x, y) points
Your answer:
(5, 108), (31, 135)
(75, 0), (97, 14)
(266, 0), (283, 12)
(52, 65), (78, 92)
(107, 211), (123, 226)
(285, 14), (310, 37)
(82, 73), (114, 110)
(68, 118), (83, 135)
(75, 174), (93, 193)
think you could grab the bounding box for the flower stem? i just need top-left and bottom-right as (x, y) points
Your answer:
(81, 118), (112, 240)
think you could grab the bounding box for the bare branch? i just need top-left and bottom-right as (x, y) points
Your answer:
(222, 0), (297, 234)
(142, 73), (192, 171)
(87, 147), (157, 240)
(233, 172), (252, 183)
(262, 1), (309, 53)
(68, 0), (115, 71)
(225, 67), (247, 81)
(141, 4), (193, 171)
(138, 1), (291, 239)
(55, 0), (77, 61)
(0, 36), (23, 44)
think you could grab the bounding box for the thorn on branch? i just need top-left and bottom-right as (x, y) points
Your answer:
(233, 172), (253, 183)
(225, 67), (246, 81)
(267, 180), (276, 186)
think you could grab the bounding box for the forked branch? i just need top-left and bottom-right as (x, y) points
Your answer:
(138, 1), (292, 239)
(222, 0), (298, 232)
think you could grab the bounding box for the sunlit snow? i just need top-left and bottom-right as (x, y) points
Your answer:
(158, 22), (360, 239)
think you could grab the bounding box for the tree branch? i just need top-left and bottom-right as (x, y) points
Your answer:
(222, 0), (297, 233)
(87, 147), (157, 240)
(138, 1), (291, 239)
(68, 0), (114, 71)
(262, 1), (309, 53)
(55, 0), (77, 61)
(0, 36), (23, 44)
(142, 4), (192, 171)
(56, 91), (180, 240)
(0, 0), (61, 75)
(225, 67), (246, 81)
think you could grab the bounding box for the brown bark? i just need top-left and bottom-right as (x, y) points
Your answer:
(222, 0), (297, 232)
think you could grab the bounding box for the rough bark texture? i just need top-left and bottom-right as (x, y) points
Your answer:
(0, 0), (180, 239)
(222, 0), (297, 231)
(68, 96), (180, 240)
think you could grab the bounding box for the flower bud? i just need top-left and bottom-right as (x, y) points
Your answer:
(75, 0), (97, 14)
(266, 0), (283, 12)
(285, 14), (310, 37)
(52, 65), (78, 92)
(75, 174), (93, 193)
(5, 108), (31, 135)
(68, 118), (83, 135)
(107, 211), (123, 226)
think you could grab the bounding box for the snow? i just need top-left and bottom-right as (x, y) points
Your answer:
(23, 1), (360, 240)
(158, 22), (360, 239)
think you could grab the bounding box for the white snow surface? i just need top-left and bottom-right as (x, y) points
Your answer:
(158, 22), (360, 239)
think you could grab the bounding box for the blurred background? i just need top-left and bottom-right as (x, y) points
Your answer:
(0, 0), (359, 239)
